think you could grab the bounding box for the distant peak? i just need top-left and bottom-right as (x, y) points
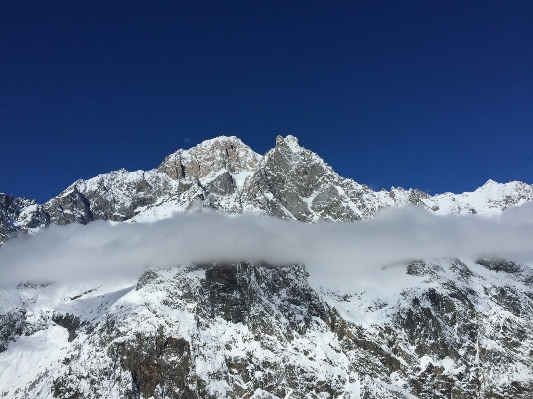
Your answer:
(164, 136), (255, 160)
(478, 179), (500, 190)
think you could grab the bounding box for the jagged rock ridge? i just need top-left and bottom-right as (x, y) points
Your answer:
(2, 135), (533, 245)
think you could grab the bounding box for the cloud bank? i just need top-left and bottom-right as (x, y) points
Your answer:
(1, 203), (533, 289)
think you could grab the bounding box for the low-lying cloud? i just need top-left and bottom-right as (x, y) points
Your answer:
(1, 203), (533, 289)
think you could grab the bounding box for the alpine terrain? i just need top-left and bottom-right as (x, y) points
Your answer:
(1, 136), (532, 398)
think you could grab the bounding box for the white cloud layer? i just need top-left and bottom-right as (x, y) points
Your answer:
(1, 203), (533, 289)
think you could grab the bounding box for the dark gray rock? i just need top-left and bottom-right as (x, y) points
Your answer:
(52, 313), (82, 342)
(203, 171), (236, 196)
(476, 258), (522, 274)
(0, 194), (49, 244)
(0, 310), (28, 352)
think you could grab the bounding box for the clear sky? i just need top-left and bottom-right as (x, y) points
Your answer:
(1, 1), (532, 203)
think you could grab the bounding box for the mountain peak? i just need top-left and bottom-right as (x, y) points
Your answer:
(157, 136), (261, 180)
(275, 135), (301, 153)
(482, 178), (498, 187)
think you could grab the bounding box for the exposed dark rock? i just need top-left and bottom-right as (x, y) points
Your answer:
(0, 194), (49, 244)
(44, 186), (94, 225)
(476, 258), (521, 274)
(117, 330), (196, 399)
(52, 313), (82, 342)
(0, 310), (28, 352)
(0, 309), (49, 352)
(203, 171), (236, 196)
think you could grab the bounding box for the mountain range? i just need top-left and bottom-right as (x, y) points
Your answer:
(1, 136), (532, 398)
(2, 135), (532, 245)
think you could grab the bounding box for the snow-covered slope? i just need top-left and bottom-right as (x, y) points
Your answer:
(1, 258), (532, 398)
(428, 179), (533, 215)
(1, 135), (532, 245)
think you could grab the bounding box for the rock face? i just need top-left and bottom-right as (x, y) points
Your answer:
(157, 136), (261, 181)
(1, 259), (532, 398)
(2, 135), (533, 245)
(0, 194), (49, 243)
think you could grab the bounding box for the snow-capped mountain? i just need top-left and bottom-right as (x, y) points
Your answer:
(1, 136), (533, 398)
(1, 258), (532, 398)
(1, 135), (532, 245)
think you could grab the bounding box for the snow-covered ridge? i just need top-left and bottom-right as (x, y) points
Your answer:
(1, 135), (532, 243)
(431, 179), (533, 215)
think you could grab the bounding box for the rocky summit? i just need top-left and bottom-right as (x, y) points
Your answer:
(1, 135), (533, 245)
(1, 136), (533, 398)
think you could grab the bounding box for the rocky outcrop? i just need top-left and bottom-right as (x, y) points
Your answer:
(241, 135), (388, 221)
(0, 310), (29, 352)
(0, 307), (49, 353)
(52, 313), (82, 342)
(0, 194), (49, 243)
(157, 136), (261, 180)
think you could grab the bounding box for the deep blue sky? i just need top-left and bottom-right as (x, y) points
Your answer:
(1, 1), (532, 202)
